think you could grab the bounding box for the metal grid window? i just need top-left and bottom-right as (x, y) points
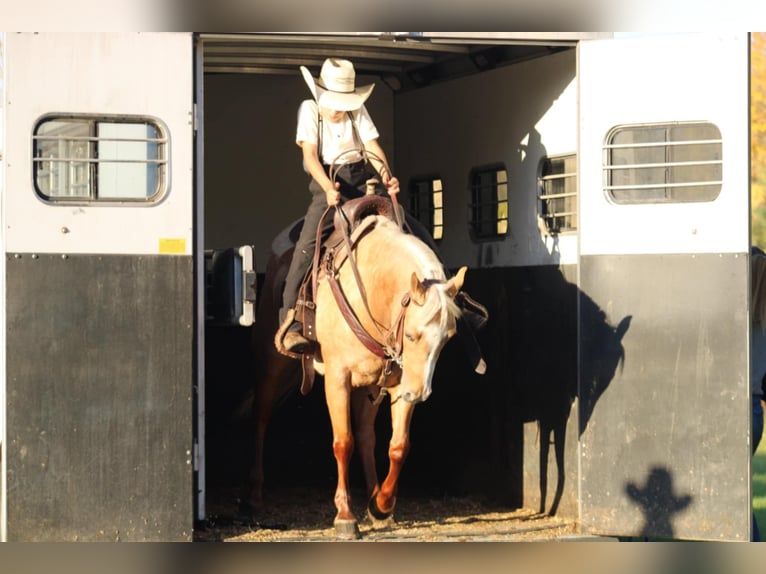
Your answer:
(604, 122), (722, 204)
(539, 153), (577, 234)
(33, 115), (168, 202)
(469, 164), (508, 240)
(408, 176), (444, 240)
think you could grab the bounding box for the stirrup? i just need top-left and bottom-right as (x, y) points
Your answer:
(275, 308), (305, 359)
(283, 331), (311, 354)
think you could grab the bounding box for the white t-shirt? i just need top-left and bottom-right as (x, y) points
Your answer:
(295, 99), (379, 166)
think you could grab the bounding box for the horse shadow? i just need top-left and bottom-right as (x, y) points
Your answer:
(403, 264), (631, 518)
(512, 268), (632, 516)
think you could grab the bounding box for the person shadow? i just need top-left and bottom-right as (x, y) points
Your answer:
(625, 466), (692, 539)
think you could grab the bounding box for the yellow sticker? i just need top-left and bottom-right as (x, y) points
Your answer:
(159, 238), (187, 254)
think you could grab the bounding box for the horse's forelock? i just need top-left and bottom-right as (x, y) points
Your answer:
(435, 284), (462, 329)
(412, 277), (462, 332)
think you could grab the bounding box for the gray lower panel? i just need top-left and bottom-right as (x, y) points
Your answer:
(6, 253), (194, 541)
(579, 252), (750, 541)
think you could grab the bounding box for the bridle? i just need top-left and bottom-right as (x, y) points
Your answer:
(318, 149), (447, 401)
(319, 206), (447, 397)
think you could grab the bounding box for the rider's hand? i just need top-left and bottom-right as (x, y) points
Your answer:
(325, 182), (341, 206)
(385, 176), (400, 196)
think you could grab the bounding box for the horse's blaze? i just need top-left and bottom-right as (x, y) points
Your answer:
(408, 324), (450, 402)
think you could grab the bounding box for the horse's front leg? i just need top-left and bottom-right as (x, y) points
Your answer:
(324, 371), (360, 539)
(368, 393), (415, 522)
(351, 387), (381, 498)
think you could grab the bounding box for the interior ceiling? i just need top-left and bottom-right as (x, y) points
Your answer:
(199, 33), (576, 92)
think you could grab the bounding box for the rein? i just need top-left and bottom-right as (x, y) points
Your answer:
(322, 206), (414, 366)
(326, 263), (411, 367)
(313, 150), (437, 374)
(315, 205), (442, 373)
(328, 148), (405, 230)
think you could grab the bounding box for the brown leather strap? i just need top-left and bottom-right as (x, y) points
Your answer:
(305, 197), (415, 366)
(311, 206), (335, 308)
(336, 206), (377, 330)
(457, 314), (487, 375)
(300, 353), (316, 395)
(325, 256), (389, 359)
(390, 191), (404, 230)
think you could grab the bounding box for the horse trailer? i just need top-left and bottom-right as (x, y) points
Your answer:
(0, 32), (753, 541)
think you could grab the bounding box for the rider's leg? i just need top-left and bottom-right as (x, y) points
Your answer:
(280, 183), (328, 329)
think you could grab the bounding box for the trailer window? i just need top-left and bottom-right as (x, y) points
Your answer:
(408, 176), (443, 240)
(539, 154), (577, 234)
(605, 122), (722, 204)
(33, 116), (167, 202)
(469, 165), (508, 240)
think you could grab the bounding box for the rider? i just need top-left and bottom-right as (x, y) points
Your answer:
(279, 58), (401, 354)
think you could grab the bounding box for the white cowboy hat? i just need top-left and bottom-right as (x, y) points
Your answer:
(300, 58), (375, 112)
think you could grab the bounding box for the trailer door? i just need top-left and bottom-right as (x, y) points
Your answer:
(3, 33), (194, 541)
(578, 33), (751, 540)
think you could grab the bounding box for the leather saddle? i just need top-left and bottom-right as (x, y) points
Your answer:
(275, 195), (400, 393)
(275, 194), (489, 395)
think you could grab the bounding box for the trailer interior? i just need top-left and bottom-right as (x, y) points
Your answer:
(199, 33), (584, 532)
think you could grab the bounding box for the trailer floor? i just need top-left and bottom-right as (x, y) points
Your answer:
(195, 485), (585, 542)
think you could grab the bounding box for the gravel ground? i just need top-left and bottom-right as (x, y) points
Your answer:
(195, 485), (581, 542)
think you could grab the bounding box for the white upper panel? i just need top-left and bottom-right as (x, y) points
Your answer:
(578, 33), (750, 256)
(4, 32), (194, 255)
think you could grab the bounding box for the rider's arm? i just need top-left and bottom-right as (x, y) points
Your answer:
(300, 141), (341, 206)
(363, 139), (399, 195)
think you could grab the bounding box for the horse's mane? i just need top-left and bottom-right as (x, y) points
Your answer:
(367, 216), (462, 330)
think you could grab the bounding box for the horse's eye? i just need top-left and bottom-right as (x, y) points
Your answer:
(404, 332), (416, 342)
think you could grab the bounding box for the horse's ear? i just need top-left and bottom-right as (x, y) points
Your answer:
(410, 272), (428, 305)
(446, 266), (467, 298)
(615, 315), (632, 340)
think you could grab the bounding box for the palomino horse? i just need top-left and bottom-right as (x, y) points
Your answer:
(244, 204), (470, 539)
(313, 214), (466, 538)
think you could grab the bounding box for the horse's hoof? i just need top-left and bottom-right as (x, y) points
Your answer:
(367, 495), (394, 522)
(334, 519), (361, 540)
(367, 509), (395, 529)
